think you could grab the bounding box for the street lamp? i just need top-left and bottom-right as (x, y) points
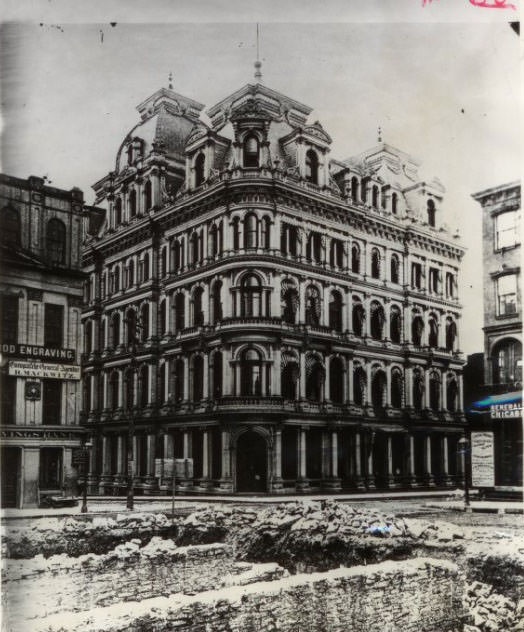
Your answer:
(457, 436), (470, 509)
(80, 441), (93, 513)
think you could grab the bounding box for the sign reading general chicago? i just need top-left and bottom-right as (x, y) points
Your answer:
(0, 343), (76, 364)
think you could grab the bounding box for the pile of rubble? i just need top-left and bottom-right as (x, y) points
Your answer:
(464, 581), (524, 632)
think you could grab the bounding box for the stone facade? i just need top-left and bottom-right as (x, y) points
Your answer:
(35, 557), (465, 632)
(0, 174), (88, 507)
(471, 182), (522, 491)
(82, 80), (466, 496)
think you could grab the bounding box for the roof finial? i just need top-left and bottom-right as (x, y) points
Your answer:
(377, 125), (382, 143)
(254, 23), (262, 82)
(168, 71), (173, 90)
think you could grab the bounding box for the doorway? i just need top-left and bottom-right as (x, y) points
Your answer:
(1, 447), (20, 507)
(236, 430), (267, 493)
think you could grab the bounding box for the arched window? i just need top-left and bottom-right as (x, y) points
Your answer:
(125, 370), (135, 410)
(173, 241), (182, 272)
(209, 224), (218, 257)
(193, 287), (204, 326)
(351, 177), (359, 203)
(126, 309), (137, 345)
(391, 192), (398, 215)
(352, 299), (365, 337)
(351, 243), (360, 273)
(114, 267), (120, 293)
(84, 321), (92, 354)
(142, 252), (150, 282)
(371, 248), (381, 279)
(111, 313), (121, 348)
(390, 306), (401, 344)
(305, 150), (319, 185)
(129, 189), (137, 218)
(159, 299), (166, 336)
(305, 286), (321, 326)
(281, 223), (298, 256)
(381, 187), (387, 210)
(174, 293), (185, 331)
(353, 366), (366, 406)
(243, 134), (259, 168)
(413, 370), (424, 411)
(139, 365), (149, 408)
(114, 198), (122, 225)
(213, 352), (223, 399)
(195, 153), (205, 187)
(447, 378), (458, 413)
(232, 217), (240, 251)
(110, 372), (119, 410)
(240, 274), (263, 317)
(412, 315), (424, 346)
(306, 232), (322, 264)
(174, 358), (185, 402)
(371, 369), (386, 408)
(2, 207), (20, 246)
(329, 290), (343, 332)
(446, 272), (455, 298)
(161, 248), (167, 277)
(281, 279), (298, 324)
(427, 199), (436, 227)
(158, 363), (166, 404)
(193, 356), (204, 401)
(190, 232), (199, 265)
(445, 318), (457, 352)
(390, 254), (400, 284)
(492, 338), (522, 384)
(306, 355), (324, 402)
(281, 352), (299, 399)
(144, 180), (152, 211)
(429, 372), (440, 411)
(240, 348), (262, 395)
(330, 239), (343, 268)
(47, 218), (66, 265)
(127, 259), (135, 288)
(428, 315), (439, 349)
(372, 185), (379, 209)
(244, 213), (258, 249)
(391, 369), (403, 408)
(329, 357), (344, 404)
(261, 216), (271, 250)
(140, 304), (149, 342)
(101, 272), (107, 299)
(212, 281), (223, 323)
(370, 302), (385, 340)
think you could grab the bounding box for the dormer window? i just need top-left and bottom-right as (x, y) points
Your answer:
(392, 192), (398, 215)
(195, 153), (206, 187)
(129, 189), (137, 218)
(144, 180), (152, 211)
(114, 197), (122, 225)
(243, 134), (259, 168)
(305, 150), (319, 185)
(427, 199), (436, 227)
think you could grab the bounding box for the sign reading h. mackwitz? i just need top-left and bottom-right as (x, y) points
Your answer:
(0, 343), (76, 364)
(8, 360), (81, 380)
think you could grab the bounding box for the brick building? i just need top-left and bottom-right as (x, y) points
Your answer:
(0, 174), (86, 507)
(81, 78), (466, 495)
(470, 182), (522, 493)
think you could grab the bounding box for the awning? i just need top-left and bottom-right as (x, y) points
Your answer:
(468, 390), (522, 414)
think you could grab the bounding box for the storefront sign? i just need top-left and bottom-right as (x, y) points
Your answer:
(491, 401), (522, 419)
(1, 343), (76, 364)
(8, 360), (81, 380)
(471, 431), (495, 487)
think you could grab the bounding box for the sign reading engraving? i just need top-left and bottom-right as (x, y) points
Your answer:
(8, 360), (81, 380)
(471, 431), (495, 488)
(0, 343), (76, 364)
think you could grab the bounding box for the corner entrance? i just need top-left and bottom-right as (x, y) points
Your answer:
(236, 430), (267, 493)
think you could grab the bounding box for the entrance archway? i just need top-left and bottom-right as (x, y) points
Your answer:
(236, 430), (268, 493)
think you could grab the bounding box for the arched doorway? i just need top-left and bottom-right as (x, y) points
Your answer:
(236, 430), (268, 493)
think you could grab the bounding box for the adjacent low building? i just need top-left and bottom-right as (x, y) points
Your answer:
(81, 77), (466, 496)
(469, 181), (522, 497)
(0, 174), (86, 507)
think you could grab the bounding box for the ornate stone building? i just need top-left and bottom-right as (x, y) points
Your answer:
(82, 78), (466, 495)
(0, 174), (86, 507)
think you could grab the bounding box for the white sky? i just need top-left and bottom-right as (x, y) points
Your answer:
(0, 6), (521, 356)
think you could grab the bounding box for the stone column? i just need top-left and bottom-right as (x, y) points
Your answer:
(296, 428), (309, 491)
(299, 280), (306, 323)
(219, 429), (233, 491)
(117, 436), (124, 475)
(405, 434), (417, 487)
(271, 272), (281, 317)
(203, 353), (209, 399)
(347, 358), (354, 403)
(299, 351), (306, 399)
(365, 432), (375, 490)
(183, 357), (189, 401)
(272, 347), (282, 396)
(324, 356), (330, 402)
(272, 428), (284, 492)
(423, 435), (435, 486)
(353, 431), (365, 489)
(326, 430), (341, 491)
(201, 430), (213, 489)
(441, 435), (451, 486)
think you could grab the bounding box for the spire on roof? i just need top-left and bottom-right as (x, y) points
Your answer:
(254, 24), (262, 82)
(377, 126), (382, 143)
(168, 72), (173, 90)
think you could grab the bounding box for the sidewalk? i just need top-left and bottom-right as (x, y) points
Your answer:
(426, 500), (524, 514)
(1, 489), (460, 521)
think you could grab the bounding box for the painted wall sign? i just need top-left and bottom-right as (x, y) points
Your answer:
(471, 431), (495, 487)
(8, 360), (81, 380)
(491, 402), (522, 419)
(1, 343), (76, 364)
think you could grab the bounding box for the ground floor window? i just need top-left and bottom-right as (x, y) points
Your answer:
(39, 447), (63, 489)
